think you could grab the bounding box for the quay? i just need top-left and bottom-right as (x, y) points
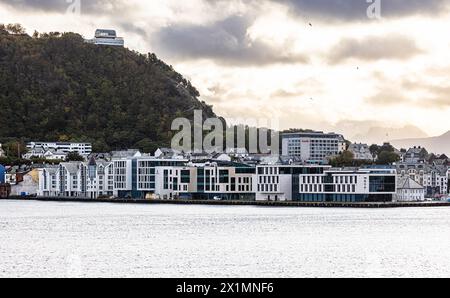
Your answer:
(2, 196), (450, 208)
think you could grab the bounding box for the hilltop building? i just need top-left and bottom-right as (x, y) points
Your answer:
(85, 29), (124, 47)
(26, 142), (92, 157)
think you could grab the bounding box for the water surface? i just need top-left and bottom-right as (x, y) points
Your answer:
(1, 200), (449, 278)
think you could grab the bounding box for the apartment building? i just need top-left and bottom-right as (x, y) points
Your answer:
(38, 159), (114, 198)
(113, 156), (188, 199)
(256, 165), (396, 202)
(154, 164), (255, 200)
(282, 131), (346, 164)
(27, 142), (92, 156)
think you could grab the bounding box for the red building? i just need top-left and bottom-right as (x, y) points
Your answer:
(0, 183), (11, 198)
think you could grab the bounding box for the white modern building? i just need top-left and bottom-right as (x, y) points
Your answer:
(85, 29), (124, 47)
(256, 165), (397, 202)
(282, 132), (346, 164)
(154, 164), (255, 200)
(27, 142), (92, 156)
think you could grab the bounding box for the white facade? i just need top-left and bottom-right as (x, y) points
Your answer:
(27, 142), (92, 156)
(38, 160), (114, 198)
(282, 132), (346, 164)
(256, 165), (397, 202)
(396, 177), (425, 202)
(85, 29), (124, 47)
(0, 143), (5, 157)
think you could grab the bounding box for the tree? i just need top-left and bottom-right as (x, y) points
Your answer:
(376, 151), (400, 165)
(66, 152), (85, 162)
(369, 144), (380, 156)
(3, 141), (27, 158)
(329, 151), (355, 167)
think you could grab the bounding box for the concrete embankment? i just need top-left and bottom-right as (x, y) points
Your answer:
(2, 196), (450, 208)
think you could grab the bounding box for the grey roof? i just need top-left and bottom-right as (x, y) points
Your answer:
(398, 177), (424, 190)
(61, 163), (81, 175)
(111, 149), (140, 158)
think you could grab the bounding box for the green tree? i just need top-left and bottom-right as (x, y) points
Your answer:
(329, 151), (355, 167)
(376, 151), (400, 165)
(66, 152), (85, 162)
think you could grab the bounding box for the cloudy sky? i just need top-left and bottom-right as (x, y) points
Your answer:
(1, 0), (450, 142)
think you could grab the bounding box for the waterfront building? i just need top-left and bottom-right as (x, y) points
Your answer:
(281, 131), (346, 164)
(10, 169), (39, 196)
(256, 164), (396, 202)
(396, 162), (448, 197)
(113, 155), (188, 199)
(38, 159), (114, 198)
(85, 29), (124, 47)
(35, 151), (398, 202)
(396, 177), (425, 202)
(154, 163), (256, 201)
(26, 142), (92, 156)
(0, 164), (5, 183)
(348, 143), (374, 161)
(0, 183), (10, 198)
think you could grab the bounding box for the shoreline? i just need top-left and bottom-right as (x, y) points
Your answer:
(2, 196), (450, 208)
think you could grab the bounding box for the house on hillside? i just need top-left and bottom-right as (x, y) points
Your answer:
(404, 147), (429, 163)
(348, 143), (373, 160)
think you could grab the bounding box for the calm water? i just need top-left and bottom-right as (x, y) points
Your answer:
(0, 200), (449, 278)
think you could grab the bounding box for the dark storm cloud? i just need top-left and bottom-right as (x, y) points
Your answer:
(154, 16), (308, 66)
(328, 35), (423, 64)
(0, 0), (129, 14)
(270, 0), (448, 20)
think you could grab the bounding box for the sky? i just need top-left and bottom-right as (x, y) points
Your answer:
(1, 0), (450, 143)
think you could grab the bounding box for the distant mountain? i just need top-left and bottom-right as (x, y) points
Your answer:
(0, 27), (215, 153)
(390, 131), (450, 155)
(351, 125), (428, 145)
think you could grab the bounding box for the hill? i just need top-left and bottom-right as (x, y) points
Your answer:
(0, 26), (215, 153)
(391, 131), (450, 155)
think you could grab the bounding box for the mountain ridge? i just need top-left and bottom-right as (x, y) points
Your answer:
(390, 131), (450, 155)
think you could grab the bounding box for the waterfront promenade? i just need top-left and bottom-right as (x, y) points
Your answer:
(3, 196), (450, 208)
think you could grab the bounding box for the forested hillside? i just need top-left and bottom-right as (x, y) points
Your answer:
(0, 25), (215, 152)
